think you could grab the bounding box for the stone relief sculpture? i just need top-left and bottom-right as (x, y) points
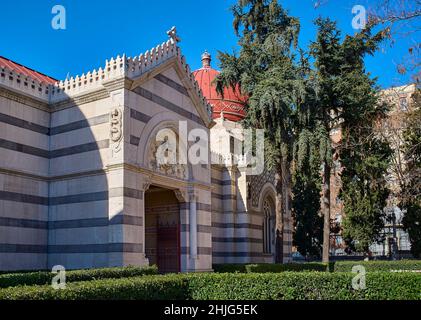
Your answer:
(147, 137), (187, 180)
(110, 107), (123, 153)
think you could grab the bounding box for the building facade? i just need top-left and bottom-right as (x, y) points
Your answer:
(0, 31), (292, 272)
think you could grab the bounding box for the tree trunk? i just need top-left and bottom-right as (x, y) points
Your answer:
(322, 161), (331, 263)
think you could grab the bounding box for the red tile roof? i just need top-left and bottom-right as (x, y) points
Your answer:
(0, 56), (57, 84)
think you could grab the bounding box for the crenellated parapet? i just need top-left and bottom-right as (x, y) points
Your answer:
(0, 33), (212, 117)
(0, 66), (51, 102)
(126, 39), (212, 117)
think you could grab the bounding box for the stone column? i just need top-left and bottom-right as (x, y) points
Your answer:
(189, 191), (198, 260)
(138, 177), (151, 265)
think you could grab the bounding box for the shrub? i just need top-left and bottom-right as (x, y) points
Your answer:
(213, 263), (329, 273)
(188, 272), (421, 300)
(245, 263), (329, 273)
(1, 272), (419, 300)
(0, 274), (187, 300)
(212, 264), (247, 273)
(0, 265), (158, 288)
(333, 260), (421, 272)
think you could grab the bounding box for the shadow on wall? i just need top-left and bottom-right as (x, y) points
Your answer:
(0, 88), (113, 271)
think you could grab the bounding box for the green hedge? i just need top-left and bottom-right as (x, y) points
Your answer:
(334, 260), (421, 272)
(0, 274), (187, 300)
(1, 272), (419, 300)
(0, 265), (158, 288)
(188, 272), (421, 300)
(213, 263), (330, 273)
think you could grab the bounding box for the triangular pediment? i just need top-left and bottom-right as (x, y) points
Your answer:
(128, 46), (213, 128)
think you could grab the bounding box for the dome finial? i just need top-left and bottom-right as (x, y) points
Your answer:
(201, 50), (211, 68)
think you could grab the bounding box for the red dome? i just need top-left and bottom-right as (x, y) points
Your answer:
(193, 52), (246, 122)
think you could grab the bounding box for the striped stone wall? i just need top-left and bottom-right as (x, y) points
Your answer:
(0, 91), (50, 270)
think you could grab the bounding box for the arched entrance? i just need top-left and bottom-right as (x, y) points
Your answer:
(144, 185), (181, 273)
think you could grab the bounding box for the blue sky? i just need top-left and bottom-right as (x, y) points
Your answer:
(0, 0), (417, 88)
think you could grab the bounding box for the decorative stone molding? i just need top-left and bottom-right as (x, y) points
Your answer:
(147, 135), (188, 180)
(174, 188), (189, 203)
(0, 86), (50, 112)
(249, 166), (277, 208)
(110, 108), (123, 154)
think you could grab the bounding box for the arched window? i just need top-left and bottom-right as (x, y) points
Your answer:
(263, 199), (273, 254)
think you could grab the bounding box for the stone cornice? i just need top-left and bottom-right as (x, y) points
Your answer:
(102, 76), (133, 93)
(50, 88), (111, 111)
(106, 162), (213, 192)
(0, 85), (50, 112)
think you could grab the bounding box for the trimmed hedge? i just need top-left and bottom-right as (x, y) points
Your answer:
(0, 272), (419, 300)
(0, 265), (158, 288)
(213, 263), (330, 273)
(0, 274), (187, 300)
(334, 260), (421, 272)
(213, 260), (421, 273)
(188, 272), (421, 300)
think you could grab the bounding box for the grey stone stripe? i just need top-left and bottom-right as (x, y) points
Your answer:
(0, 113), (110, 136)
(49, 215), (143, 229)
(212, 193), (236, 200)
(130, 108), (151, 123)
(50, 187), (143, 206)
(180, 247), (212, 255)
(134, 87), (205, 126)
(212, 222), (263, 230)
(212, 237), (263, 243)
(0, 112), (49, 135)
(0, 138), (49, 158)
(197, 203), (212, 212)
(0, 187), (143, 207)
(180, 202), (211, 212)
(50, 114), (109, 135)
(48, 243), (143, 254)
(0, 138), (109, 159)
(110, 215), (143, 226)
(211, 178), (231, 186)
(0, 217), (47, 229)
(49, 218), (108, 229)
(130, 135), (140, 146)
(0, 244), (46, 253)
(0, 190), (48, 205)
(118, 187), (144, 200)
(49, 191), (108, 205)
(154, 74), (189, 96)
(0, 167), (106, 182)
(50, 139), (109, 158)
(0, 215), (144, 230)
(180, 224), (212, 233)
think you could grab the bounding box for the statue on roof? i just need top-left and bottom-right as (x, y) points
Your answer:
(167, 26), (181, 44)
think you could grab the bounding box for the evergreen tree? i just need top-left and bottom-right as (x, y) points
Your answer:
(337, 26), (392, 255)
(215, 0), (301, 262)
(308, 18), (392, 256)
